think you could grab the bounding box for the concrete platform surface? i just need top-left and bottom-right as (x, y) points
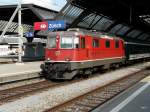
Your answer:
(0, 61), (43, 84)
(92, 75), (150, 112)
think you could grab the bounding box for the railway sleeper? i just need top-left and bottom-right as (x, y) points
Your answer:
(79, 98), (100, 103)
(82, 98), (104, 105)
(75, 101), (96, 108)
(86, 96), (106, 101)
(63, 107), (81, 112)
(68, 105), (91, 111)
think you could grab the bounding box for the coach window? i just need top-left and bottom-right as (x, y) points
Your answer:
(115, 40), (119, 48)
(93, 39), (99, 48)
(106, 40), (110, 48)
(81, 38), (85, 48)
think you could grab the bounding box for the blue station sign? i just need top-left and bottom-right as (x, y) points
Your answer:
(48, 20), (66, 30)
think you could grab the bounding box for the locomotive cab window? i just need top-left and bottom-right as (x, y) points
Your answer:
(115, 40), (119, 48)
(60, 36), (79, 49)
(93, 39), (99, 48)
(61, 36), (73, 48)
(47, 35), (56, 48)
(106, 40), (110, 48)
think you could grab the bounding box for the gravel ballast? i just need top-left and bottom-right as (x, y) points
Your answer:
(0, 62), (150, 112)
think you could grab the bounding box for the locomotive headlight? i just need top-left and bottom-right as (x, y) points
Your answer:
(65, 58), (71, 61)
(47, 58), (51, 61)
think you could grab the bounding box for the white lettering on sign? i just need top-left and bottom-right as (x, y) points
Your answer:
(48, 21), (65, 30)
(49, 24), (62, 29)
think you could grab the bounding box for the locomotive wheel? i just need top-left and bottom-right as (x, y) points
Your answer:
(110, 63), (120, 70)
(82, 68), (92, 78)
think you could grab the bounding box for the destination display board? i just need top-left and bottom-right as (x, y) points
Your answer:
(34, 21), (66, 31)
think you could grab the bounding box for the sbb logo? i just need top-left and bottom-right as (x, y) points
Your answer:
(40, 24), (47, 29)
(34, 22), (48, 30)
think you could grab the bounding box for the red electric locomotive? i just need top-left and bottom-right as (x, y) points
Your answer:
(41, 28), (125, 79)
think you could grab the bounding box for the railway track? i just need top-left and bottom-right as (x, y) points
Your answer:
(0, 67), (113, 105)
(0, 70), (112, 106)
(0, 77), (45, 91)
(45, 68), (150, 112)
(0, 76), (85, 105)
(0, 63), (149, 111)
(0, 80), (61, 105)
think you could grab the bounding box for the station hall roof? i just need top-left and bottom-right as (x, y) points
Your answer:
(0, 0), (150, 43)
(54, 0), (150, 43)
(0, 4), (57, 35)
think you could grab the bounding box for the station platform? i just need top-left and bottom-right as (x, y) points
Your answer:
(92, 74), (150, 112)
(0, 61), (42, 84)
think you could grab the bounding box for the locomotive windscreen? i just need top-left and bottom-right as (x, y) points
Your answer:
(61, 36), (73, 48)
(47, 32), (79, 49)
(61, 36), (79, 49)
(47, 34), (56, 48)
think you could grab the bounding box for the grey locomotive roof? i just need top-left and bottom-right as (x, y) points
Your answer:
(48, 28), (122, 40)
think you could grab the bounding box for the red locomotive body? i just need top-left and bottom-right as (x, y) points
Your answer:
(41, 28), (125, 79)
